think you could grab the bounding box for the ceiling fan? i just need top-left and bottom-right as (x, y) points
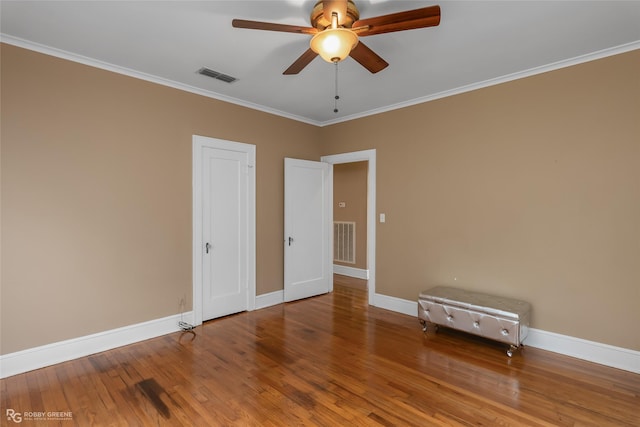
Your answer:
(232, 0), (441, 75)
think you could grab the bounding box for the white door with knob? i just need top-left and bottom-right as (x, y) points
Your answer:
(284, 158), (332, 302)
(193, 135), (255, 323)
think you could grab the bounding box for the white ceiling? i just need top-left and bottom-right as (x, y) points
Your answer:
(2, 1), (639, 126)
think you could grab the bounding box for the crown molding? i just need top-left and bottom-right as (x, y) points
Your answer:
(2, 34), (639, 128)
(0, 34), (322, 127)
(321, 40), (640, 127)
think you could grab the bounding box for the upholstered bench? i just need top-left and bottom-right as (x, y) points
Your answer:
(418, 286), (531, 357)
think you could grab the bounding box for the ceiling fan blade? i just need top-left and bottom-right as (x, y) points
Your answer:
(283, 48), (318, 75)
(349, 41), (389, 74)
(323, 0), (348, 25)
(232, 19), (318, 35)
(353, 5), (441, 36)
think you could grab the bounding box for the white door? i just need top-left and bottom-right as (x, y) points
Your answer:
(193, 136), (256, 323)
(284, 158), (332, 302)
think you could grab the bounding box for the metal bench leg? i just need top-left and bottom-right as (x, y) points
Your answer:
(420, 320), (439, 334)
(507, 345), (519, 357)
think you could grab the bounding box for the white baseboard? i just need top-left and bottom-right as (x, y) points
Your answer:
(0, 291), (285, 378)
(373, 292), (418, 317)
(333, 265), (369, 280)
(373, 292), (640, 374)
(4, 293), (638, 378)
(0, 311), (194, 379)
(255, 290), (284, 310)
(524, 328), (640, 374)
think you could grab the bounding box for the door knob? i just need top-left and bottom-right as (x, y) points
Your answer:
(205, 242), (212, 253)
(288, 236), (294, 246)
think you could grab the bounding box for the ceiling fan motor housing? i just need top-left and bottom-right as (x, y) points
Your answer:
(310, 0), (360, 29)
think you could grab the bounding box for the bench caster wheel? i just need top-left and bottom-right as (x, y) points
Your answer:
(420, 320), (427, 332)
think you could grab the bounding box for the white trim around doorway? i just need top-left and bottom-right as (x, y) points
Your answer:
(321, 149), (376, 307)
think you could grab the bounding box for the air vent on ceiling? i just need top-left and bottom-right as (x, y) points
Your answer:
(197, 67), (237, 83)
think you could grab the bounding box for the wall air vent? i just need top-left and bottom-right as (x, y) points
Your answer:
(197, 67), (237, 83)
(334, 221), (356, 264)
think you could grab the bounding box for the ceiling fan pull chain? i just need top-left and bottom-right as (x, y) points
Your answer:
(334, 61), (340, 113)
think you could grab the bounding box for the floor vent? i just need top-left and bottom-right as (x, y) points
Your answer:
(197, 67), (237, 83)
(334, 221), (355, 264)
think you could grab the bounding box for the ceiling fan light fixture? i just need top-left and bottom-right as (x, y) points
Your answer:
(310, 28), (358, 63)
(232, 2), (441, 74)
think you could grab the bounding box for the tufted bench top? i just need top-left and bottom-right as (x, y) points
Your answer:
(419, 286), (531, 320)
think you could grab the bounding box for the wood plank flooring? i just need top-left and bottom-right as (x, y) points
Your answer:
(2, 279), (639, 426)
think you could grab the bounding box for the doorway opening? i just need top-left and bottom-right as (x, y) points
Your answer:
(322, 149), (376, 306)
(332, 161), (368, 293)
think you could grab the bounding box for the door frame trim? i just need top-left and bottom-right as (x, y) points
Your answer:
(192, 135), (256, 326)
(321, 149), (376, 306)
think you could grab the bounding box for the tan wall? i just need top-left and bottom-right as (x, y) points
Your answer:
(320, 50), (640, 351)
(333, 162), (367, 270)
(2, 43), (639, 355)
(0, 44), (322, 354)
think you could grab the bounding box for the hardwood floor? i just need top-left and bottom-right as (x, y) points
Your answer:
(333, 273), (367, 290)
(2, 281), (639, 426)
